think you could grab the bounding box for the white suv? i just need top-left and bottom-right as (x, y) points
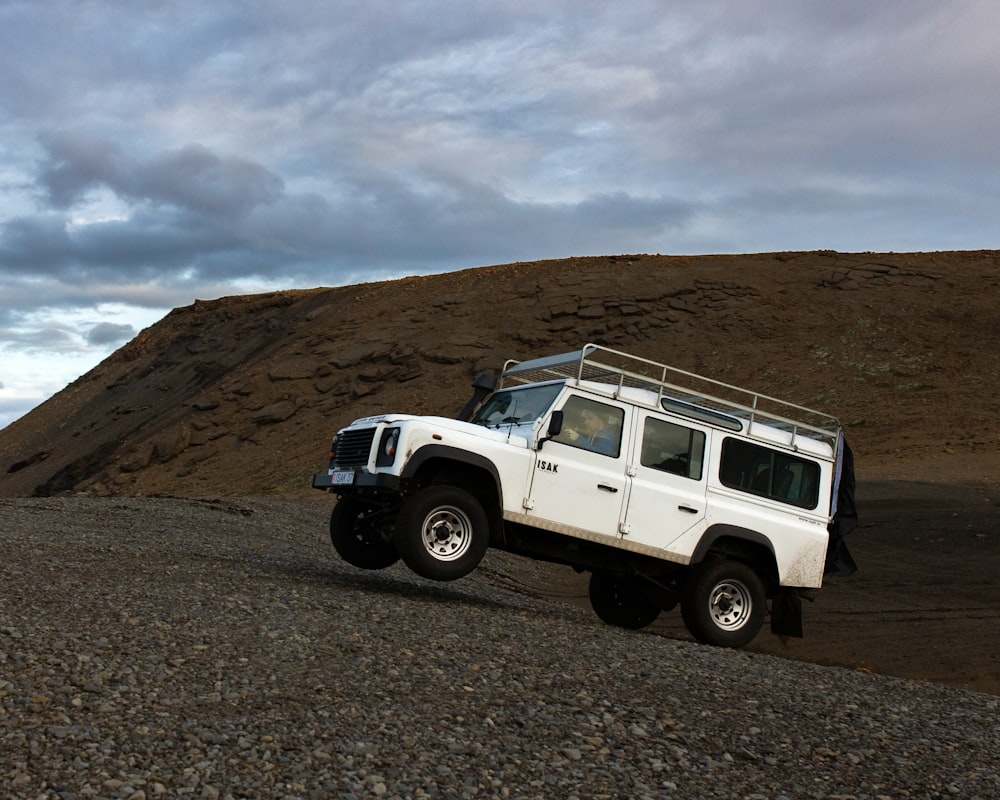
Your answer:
(313, 345), (856, 647)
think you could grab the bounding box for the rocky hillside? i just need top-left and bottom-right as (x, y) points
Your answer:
(2, 250), (999, 497)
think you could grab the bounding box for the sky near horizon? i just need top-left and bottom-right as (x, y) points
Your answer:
(2, 0), (999, 429)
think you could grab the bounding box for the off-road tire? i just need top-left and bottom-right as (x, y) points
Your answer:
(588, 572), (662, 630)
(681, 559), (766, 647)
(329, 497), (400, 570)
(394, 486), (490, 581)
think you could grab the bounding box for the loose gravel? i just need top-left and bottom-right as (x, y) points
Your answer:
(1, 497), (997, 799)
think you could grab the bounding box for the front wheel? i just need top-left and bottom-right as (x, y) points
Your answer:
(681, 560), (765, 648)
(394, 486), (490, 581)
(588, 573), (662, 630)
(329, 497), (400, 570)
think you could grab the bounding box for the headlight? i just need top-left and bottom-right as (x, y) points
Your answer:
(376, 428), (400, 466)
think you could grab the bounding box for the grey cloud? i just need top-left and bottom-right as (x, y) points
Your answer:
(0, 215), (75, 272)
(134, 145), (284, 217)
(86, 322), (136, 346)
(0, 318), (136, 358)
(2, 138), (297, 284)
(5, 135), (695, 290)
(243, 171), (694, 272)
(0, 278), (198, 320)
(0, 325), (77, 354)
(40, 134), (127, 208)
(39, 135), (284, 219)
(0, 209), (234, 281)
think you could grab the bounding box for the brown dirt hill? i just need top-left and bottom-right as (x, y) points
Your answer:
(2, 250), (1000, 497)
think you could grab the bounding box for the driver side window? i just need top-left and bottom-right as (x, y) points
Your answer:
(552, 396), (624, 457)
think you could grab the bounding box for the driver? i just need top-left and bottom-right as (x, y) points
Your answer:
(563, 407), (617, 455)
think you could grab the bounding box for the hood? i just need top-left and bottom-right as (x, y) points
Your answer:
(346, 413), (534, 444)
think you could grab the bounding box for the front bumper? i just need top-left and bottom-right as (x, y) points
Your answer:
(311, 472), (401, 491)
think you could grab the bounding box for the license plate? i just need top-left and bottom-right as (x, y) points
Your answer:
(331, 470), (355, 486)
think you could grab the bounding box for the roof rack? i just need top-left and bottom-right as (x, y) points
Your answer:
(501, 343), (841, 454)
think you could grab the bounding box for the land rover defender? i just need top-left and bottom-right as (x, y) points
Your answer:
(313, 344), (855, 647)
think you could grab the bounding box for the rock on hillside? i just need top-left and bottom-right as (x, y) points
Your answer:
(2, 251), (999, 497)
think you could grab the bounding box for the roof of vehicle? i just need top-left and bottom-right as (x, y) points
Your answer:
(500, 344), (841, 458)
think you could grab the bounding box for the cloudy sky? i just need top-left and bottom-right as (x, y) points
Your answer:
(1, 0), (998, 429)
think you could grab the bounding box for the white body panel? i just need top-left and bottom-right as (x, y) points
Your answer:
(329, 351), (840, 589)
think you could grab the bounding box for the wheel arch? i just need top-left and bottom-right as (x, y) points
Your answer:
(401, 445), (503, 540)
(690, 524), (779, 585)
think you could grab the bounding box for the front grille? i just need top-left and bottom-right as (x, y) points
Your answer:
(333, 427), (377, 468)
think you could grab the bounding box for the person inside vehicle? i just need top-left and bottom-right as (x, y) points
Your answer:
(562, 406), (618, 455)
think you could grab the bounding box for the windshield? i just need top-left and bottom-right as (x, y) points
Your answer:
(472, 383), (563, 427)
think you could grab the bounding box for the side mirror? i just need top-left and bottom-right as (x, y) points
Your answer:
(537, 410), (563, 450)
(548, 410), (564, 436)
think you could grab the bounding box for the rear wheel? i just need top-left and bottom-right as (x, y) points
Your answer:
(329, 497), (399, 570)
(681, 560), (765, 647)
(394, 486), (490, 581)
(588, 573), (661, 630)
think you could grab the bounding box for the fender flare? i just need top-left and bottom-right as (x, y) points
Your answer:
(401, 444), (503, 505)
(690, 524), (778, 581)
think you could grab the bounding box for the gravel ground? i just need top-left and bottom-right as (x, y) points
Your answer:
(1, 498), (998, 800)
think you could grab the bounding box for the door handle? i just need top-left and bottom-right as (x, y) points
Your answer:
(597, 484), (619, 493)
(678, 504), (699, 513)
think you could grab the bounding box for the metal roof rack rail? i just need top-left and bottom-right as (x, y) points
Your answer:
(501, 343), (841, 453)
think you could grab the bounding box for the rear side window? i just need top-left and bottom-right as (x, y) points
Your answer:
(640, 417), (706, 480)
(719, 438), (820, 509)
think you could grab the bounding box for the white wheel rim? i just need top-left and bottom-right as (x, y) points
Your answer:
(419, 505), (473, 562)
(708, 579), (753, 631)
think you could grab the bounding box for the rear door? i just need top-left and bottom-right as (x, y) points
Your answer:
(525, 394), (629, 539)
(620, 411), (710, 549)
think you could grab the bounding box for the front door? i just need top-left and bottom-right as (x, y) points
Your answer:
(526, 395), (629, 539)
